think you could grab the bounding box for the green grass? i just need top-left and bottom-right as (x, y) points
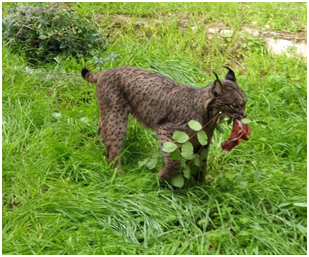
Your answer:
(2, 2), (307, 255)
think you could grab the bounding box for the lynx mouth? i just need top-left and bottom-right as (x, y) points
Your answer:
(230, 114), (246, 120)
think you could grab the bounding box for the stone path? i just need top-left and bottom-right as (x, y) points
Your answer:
(98, 14), (307, 58)
(207, 26), (307, 58)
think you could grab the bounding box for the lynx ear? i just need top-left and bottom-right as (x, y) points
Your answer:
(223, 66), (236, 82)
(212, 71), (222, 95)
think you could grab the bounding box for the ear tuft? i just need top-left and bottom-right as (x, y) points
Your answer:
(223, 66), (236, 82)
(212, 71), (219, 81)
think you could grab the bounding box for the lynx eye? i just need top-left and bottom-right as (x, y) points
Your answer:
(229, 104), (238, 109)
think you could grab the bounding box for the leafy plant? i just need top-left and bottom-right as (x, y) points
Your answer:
(138, 112), (227, 188)
(2, 3), (106, 64)
(237, 33), (267, 57)
(138, 118), (214, 188)
(161, 119), (209, 187)
(141, 117), (255, 188)
(94, 51), (121, 70)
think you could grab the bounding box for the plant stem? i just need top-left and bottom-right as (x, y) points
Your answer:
(184, 111), (222, 145)
(186, 145), (204, 167)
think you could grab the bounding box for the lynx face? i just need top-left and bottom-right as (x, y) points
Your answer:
(207, 67), (247, 122)
(216, 81), (247, 120)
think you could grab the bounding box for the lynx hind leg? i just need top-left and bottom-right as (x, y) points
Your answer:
(156, 125), (180, 180)
(98, 112), (128, 174)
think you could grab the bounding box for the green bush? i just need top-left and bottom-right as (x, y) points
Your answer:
(2, 3), (106, 64)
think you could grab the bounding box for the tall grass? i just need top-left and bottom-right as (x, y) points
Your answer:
(2, 2), (307, 255)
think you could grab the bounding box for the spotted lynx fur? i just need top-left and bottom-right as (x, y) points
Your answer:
(81, 66), (247, 180)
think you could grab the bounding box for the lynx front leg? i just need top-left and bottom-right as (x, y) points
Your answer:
(156, 125), (180, 180)
(98, 112), (128, 173)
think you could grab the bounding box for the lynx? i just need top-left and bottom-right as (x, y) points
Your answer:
(81, 66), (247, 180)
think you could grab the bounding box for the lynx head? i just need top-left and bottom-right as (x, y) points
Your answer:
(208, 66), (247, 120)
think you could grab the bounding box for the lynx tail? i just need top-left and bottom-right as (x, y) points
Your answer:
(81, 68), (98, 83)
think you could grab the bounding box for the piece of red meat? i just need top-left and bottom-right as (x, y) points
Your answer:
(221, 119), (252, 151)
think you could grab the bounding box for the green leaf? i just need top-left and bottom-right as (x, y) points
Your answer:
(52, 112), (62, 118)
(193, 155), (201, 166)
(240, 181), (248, 188)
(137, 158), (149, 167)
(39, 35), (47, 40)
(197, 130), (208, 145)
(59, 42), (66, 49)
(201, 148), (208, 160)
(190, 164), (201, 175)
(188, 120), (202, 131)
(278, 203), (293, 208)
(171, 174), (185, 188)
(293, 203), (307, 207)
(259, 138), (267, 142)
(152, 151), (161, 158)
(181, 142), (194, 160)
(162, 142), (178, 153)
(242, 118), (252, 124)
(173, 131), (189, 143)
(296, 224), (307, 233)
(170, 148), (181, 160)
(138, 158), (149, 167)
(179, 158), (187, 168)
(79, 117), (91, 124)
(146, 158), (158, 170)
(238, 231), (249, 236)
(183, 166), (191, 179)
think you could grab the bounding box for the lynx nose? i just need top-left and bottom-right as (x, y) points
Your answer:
(241, 111), (247, 118)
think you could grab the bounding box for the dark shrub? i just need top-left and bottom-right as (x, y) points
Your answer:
(2, 3), (106, 64)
